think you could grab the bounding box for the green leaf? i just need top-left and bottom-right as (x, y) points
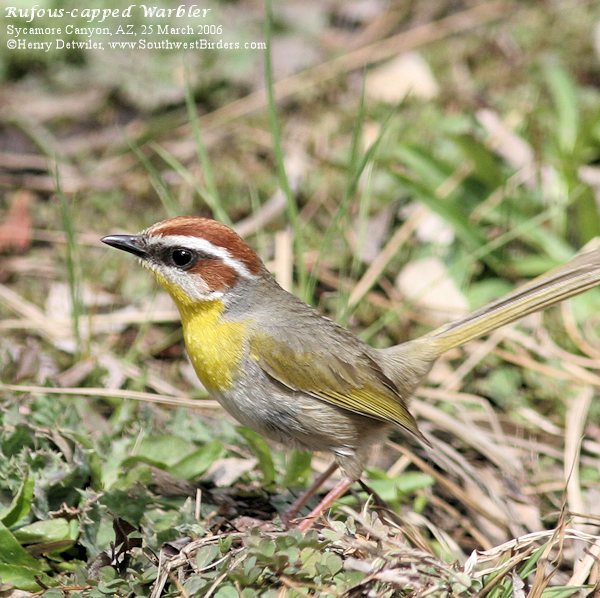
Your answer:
(13, 518), (75, 544)
(573, 188), (600, 244)
(0, 520), (40, 569)
(0, 563), (53, 591)
(394, 144), (453, 189)
(101, 489), (153, 526)
(238, 427), (275, 487)
(395, 472), (436, 493)
(517, 543), (547, 578)
(195, 544), (220, 569)
(452, 134), (504, 188)
(40, 589), (64, 597)
(0, 474), (34, 527)
(170, 441), (224, 480)
(484, 203), (575, 263)
(541, 587), (588, 598)
(2, 425), (34, 455)
(282, 450), (312, 487)
(392, 171), (503, 273)
(183, 575), (210, 595)
(215, 584), (239, 598)
(119, 455), (170, 470)
(466, 278), (513, 309)
(112, 463), (155, 491)
(363, 472), (435, 502)
(545, 64), (579, 154)
(97, 578), (128, 593)
(135, 435), (195, 467)
(299, 546), (320, 577)
(256, 539), (275, 558)
(322, 553), (343, 575)
(219, 535), (233, 553)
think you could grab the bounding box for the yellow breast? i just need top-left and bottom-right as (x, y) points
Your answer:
(155, 274), (248, 391)
(180, 300), (248, 391)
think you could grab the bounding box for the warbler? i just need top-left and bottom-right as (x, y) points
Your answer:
(103, 217), (600, 528)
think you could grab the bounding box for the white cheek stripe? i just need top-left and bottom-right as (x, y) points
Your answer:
(146, 234), (255, 279)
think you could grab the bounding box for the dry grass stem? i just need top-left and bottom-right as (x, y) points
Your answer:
(349, 206), (426, 307)
(0, 382), (219, 410)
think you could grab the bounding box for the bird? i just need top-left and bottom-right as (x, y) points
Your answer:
(102, 216), (600, 529)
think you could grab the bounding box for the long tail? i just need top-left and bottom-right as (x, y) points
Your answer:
(424, 248), (600, 355)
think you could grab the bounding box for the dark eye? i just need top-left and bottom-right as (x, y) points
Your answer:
(171, 248), (194, 268)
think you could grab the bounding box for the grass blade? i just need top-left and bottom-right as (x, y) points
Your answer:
(183, 69), (230, 224)
(264, 0), (307, 299)
(130, 142), (181, 218)
(55, 169), (83, 355)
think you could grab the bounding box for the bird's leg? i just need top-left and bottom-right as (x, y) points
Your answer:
(281, 462), (338, 527)
(296, 476), (354, 532)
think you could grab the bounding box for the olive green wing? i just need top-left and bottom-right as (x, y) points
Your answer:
(249, 333), (423, 440)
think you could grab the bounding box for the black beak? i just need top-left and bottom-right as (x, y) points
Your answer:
(101, 234), (147, 258)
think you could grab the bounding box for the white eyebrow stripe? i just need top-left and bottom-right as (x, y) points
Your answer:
(147, 234), (255, 279)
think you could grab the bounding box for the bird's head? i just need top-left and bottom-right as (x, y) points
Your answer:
(102, 217), (264, 306)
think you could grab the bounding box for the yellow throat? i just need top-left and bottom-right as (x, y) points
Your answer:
(154, 273), (248, 391)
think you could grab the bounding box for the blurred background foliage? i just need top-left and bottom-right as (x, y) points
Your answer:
(1, 0), (600, 595)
